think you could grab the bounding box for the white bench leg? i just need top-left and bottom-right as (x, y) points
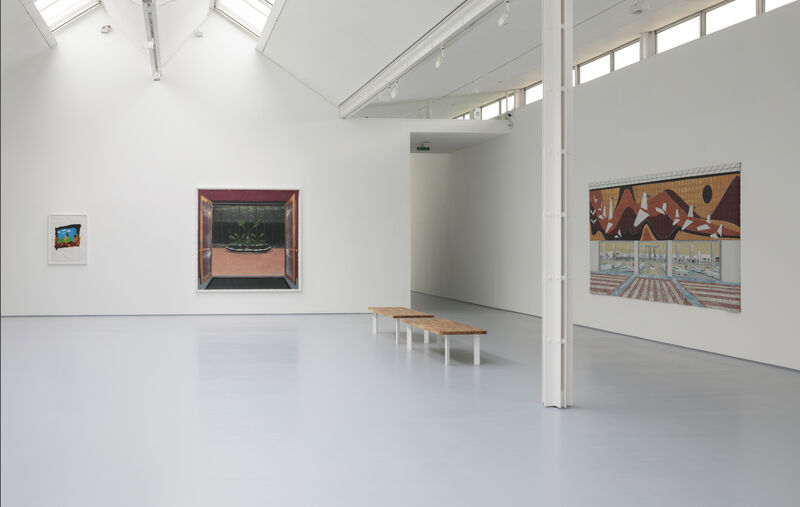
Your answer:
(424, 329), (429, 344)
(406, 325), (413, 351)
(474, 334), (481, 365)
(372, 314), (377, 333)
(395, 320), (399, 344)
(444, 336), (450, 366)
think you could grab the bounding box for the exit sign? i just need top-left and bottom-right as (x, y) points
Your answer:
(416, 146), (430, 151)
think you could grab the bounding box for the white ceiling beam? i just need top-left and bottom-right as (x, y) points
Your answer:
(256, 0), (286, 54)
(17, 0), (57, 47)
(142, 0), (162, 80)
(337, 0), (504, 119)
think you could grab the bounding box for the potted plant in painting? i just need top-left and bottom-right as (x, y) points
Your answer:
(227, 220), (272, 252)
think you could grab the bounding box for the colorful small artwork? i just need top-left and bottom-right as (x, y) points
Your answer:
(54, 224), (81, 249)
(589, 164), (740, 312)
(197, 189), (300, 291)
(48, 214), (87, 264)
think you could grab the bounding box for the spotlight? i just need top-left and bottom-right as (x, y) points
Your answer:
(498, 1), (510, 27)
(630, 0), (650, 15)
(388, 81), (399, 100)
(435, 47), (445, 69)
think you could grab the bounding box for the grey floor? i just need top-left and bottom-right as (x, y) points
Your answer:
(2, 293), (799, 507)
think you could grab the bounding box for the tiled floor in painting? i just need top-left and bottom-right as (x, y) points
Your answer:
(1, 293), (798, 506)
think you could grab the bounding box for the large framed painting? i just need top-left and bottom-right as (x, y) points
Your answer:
(589, 164), (740, 312)
(48, 214), (88, 264)
(197, 189), (300, 291)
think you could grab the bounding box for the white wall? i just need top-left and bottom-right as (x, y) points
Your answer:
(1, 9), (422, 316)
(1, 0), (51, 75)
(410, 153), (450, 296)
(410, 5), (800, 369)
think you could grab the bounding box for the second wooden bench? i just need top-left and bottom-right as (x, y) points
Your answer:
(402, 318), (487, 366)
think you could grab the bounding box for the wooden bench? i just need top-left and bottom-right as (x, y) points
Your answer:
(402, 318), (487, 365)
(368, 307), (435, 344)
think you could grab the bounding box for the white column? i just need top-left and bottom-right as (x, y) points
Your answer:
(541, 0), (573, 408)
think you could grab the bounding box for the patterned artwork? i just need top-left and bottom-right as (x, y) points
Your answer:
(589, 164), (740, 312)
(48, 214), (88, 264)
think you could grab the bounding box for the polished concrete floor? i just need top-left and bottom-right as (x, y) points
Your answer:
(2, 293), (799, 507)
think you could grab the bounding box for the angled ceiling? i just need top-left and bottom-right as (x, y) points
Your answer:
(262, 0), (466, 105)
(103, 0), (210, 68)
(3, 0), (754, 116)
(2, 0), (210, 77)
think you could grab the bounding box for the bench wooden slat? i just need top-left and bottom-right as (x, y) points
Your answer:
(402, 318), (486, 335)
(368, 307), (434, 319)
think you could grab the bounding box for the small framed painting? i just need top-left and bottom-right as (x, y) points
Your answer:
(48, 214), (88, 264)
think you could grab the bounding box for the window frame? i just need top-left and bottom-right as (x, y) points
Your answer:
(35, 0), (100, 31)
(610, 39), (641, 71)
(655, 12), (702, 54)
(214, 0), (273, 37)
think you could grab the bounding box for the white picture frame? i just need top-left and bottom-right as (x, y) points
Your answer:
(48, 214), (88, 265)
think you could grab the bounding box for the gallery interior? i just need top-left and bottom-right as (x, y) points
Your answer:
(2, 0), (798, 506)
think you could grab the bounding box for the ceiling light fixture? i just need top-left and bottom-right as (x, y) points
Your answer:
(630, 0), (650, 15)
(498, 0), (510, 27)
(388, 81), (399, 100)
(434, 47), (445, 69)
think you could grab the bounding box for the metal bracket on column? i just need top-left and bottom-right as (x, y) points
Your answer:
(142, 0), (162, 81)
(541, 0), (573, 408)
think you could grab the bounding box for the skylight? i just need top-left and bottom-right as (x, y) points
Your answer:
(34, 0), (98, 31)
(216, 0), (272, 36)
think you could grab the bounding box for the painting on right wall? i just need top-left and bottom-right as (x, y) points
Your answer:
(589, 163), (740, 313)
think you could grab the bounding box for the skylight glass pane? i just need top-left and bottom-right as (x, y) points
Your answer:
(525, 83), (543, 104)
(500, 98), (507, 114)
(217, 0), (271, 35)
(706, 0), (755, 35)
(579, 54), (611, 84)
(657, 16), (700, 53)
(765, 0), (795, 11)
(613, 41), (640, 70)
(34, 0), (98, 30)
(507, 94), (515, 111)
(482, 101), (500, 120)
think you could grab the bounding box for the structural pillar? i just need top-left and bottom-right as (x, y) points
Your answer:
(541, 0), (573, 408)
